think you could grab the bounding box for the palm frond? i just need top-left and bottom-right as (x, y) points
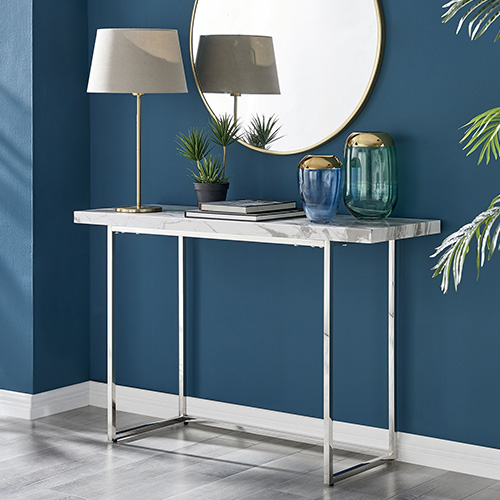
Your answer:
(244, 114), (283, 150)
(460, 107), (500, 164)
(469, 1), (500, 38)
(431, 194), (500, 292)
(442, 0), (500, 40)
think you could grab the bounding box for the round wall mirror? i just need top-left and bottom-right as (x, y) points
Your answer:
(190, 0), (384, 155)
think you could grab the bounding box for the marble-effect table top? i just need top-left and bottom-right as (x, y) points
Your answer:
(74, 206), (441, 244)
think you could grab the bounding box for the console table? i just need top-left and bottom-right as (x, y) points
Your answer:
(74, 206), (440, 486)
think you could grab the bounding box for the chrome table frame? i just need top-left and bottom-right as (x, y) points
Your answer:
(104, 224), (397, 486)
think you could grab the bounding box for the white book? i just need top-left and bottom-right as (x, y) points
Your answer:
(199, 199), (296, 214)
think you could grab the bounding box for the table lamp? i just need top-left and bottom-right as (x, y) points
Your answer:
(194, 34), (280, 121)
(87, 28), (188, 213)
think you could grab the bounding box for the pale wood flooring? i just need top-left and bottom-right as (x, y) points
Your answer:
(0, 407), (499, 499)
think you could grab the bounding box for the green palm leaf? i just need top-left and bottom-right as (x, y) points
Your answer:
(442, 0), (500, 40)
(435, 2), (500, 293)
(460, 107), (500, 164)
(431, 194), (500, 292)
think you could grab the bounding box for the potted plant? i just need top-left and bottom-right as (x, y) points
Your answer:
(177, 114), (240, 205)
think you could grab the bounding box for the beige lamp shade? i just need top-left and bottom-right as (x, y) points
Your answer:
(87, 28), (188, 94)
(195, 35), (280, 95)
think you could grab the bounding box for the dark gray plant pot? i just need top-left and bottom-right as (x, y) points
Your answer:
(193, 182), (229, 206)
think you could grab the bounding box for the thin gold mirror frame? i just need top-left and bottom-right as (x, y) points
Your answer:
(189, 0), (385, 156)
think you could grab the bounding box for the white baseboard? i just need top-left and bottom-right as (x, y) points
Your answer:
(0, 388), (32, 419)
(0, 382), (89, 420)
(2, 381), (500, 481)
(398, 432), (500, 481)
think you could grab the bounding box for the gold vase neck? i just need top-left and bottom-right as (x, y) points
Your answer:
(298, 155), (343, 169)
(346, 132), (394, 148)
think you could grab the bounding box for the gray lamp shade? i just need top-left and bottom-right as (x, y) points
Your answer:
(195, 35), (280, 95)
(87, 28), (188, 94)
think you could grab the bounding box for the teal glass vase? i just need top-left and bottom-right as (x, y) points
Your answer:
(344, 132), (397, 219)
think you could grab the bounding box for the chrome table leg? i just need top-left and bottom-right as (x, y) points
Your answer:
(107, 232), (192, 442)
(178, 236), (187, 418)
(329, 240), (397, 485)
(388, 239), (396, 457)
(324, 241), (333, 485)
(107, 227), (117, 442)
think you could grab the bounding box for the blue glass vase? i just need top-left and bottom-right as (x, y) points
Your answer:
(298, 155), (344, 223)
(344, 132), (397, 220)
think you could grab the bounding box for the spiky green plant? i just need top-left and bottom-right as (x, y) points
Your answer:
(176, 128), (212, 172)
(177, 115), (240, 184)
(431, 2), (500, 292)
(244, 114), (283, 150)
(176, 128), (226, 184)
(189, 154), (228, 184)
(207, 114), (241, 178)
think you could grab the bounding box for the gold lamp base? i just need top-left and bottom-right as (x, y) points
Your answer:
(116, 205), (162, 213)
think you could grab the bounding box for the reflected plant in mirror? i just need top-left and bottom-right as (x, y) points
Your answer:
(244, 114), (283, 150)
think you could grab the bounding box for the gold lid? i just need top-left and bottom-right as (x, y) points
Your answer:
(298, 155), (343, 169)
(346, 132), (394, 148)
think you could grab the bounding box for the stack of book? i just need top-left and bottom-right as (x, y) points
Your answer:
(184, 199), (305, 222)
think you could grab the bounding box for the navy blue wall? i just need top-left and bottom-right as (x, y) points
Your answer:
(32, 0), (90, 392)
(0, 0), (33, 393)
(0, 0), (90, 394)
(0, 0), (486, 451)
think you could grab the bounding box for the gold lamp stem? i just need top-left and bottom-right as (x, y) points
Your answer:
(231, 92), (241, 123)
(116, 93), (161, 213)
(136, 92), (142, 209)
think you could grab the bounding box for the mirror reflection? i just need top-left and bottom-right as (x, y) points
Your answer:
(190, 0), (384, 155)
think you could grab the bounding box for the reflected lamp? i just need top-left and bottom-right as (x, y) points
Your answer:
(195, 34), (280, 120)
